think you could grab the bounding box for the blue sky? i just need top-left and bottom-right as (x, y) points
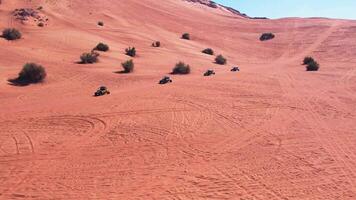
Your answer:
(214, 0), (356, 19)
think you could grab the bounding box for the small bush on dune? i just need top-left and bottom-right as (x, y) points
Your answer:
(172, 62), (191, 74)
(182, 33), (190, 40)
(2, 28), (22, 40)
(152, 41), (160, 47)
(260, 32), (275, 41)
(202, 48), (214, 55)
(121, 59), (134, 73)
(125, 47), (136, 57)
(17, 63), (46, 83)
(306, 61), (320, 71)
(80, 52), (99, 64)
(94, 42), (109, 52)
(303, 56), (315, 65)
(98, 21), (104, 26)
(215, 54), (227, 65)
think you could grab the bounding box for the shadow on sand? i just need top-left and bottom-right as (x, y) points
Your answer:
(7, 78), (43, 87)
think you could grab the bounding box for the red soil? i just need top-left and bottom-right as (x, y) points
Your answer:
(0, 0), (356, 199)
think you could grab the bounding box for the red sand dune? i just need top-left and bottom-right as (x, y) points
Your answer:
(1, 0), (356, 199)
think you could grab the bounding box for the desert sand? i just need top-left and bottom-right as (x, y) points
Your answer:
(1, 0), (356, 199)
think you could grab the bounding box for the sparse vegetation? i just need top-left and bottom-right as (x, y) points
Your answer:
(125, 47), (136, 57)
(17, 63), (46, 83)
(306, 60), (320, 71)
(182, 33), (190, 40)
(2, 28), (22, 40)
(152, 41), (161, 47)
(172, 62), (191, 74)
(38, 22), (44, 27)
(202, 48), (214, 55)
(98, 21), (104, 26)
(94, 42), (109, 52)
(121, 59), (134, 73)
(303, 56), (319, 71)
(215, 55), (227, 65)
(303, 56), (315, 65)
(260, 33), (275, 41)
(80, 52), (99, 64)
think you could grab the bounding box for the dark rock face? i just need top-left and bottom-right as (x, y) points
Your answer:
(185, 0), (217, 8)
(13, 8), (38, 20)
(183, 0), (249, 18)
(183, 0), (268, 19)
(13, 8), (49, 27)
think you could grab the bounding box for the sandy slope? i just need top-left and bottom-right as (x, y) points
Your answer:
(0, 0), (356, 199)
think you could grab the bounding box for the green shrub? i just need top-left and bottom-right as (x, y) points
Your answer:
(215, 55), (227, 65)
(306, 61), (320, 71)
(125, 47), (136, 57)
(94, 43), (109, 52)
(172, 62), (191, 74)
(18, 63), (46, 83)
(202, 48), (214, 55)
(260, 33), (275, 41)
(121, 59), (134, 73)
(152, 41), (160, 47)
(182, 33), (190, 40)
(80, 52), (99, 64)
(2, 28), (22, 40)
(303, 56), (315, 65)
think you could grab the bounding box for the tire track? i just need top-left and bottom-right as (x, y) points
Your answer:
(303, 91), (356, 188)
(279, 68), (356, 189)
(23, 131), (35, 154)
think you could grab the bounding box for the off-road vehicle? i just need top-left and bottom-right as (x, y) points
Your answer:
(204, 69), (215, 76)
(94, 86), (110, 96)
(159, 76), (173, 84)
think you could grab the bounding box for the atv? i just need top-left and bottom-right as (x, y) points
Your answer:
(231, 66), (240, 72)
(204, 69), (215, 76)
(159, 76), (173, 84)
(94, 86), (110, 96)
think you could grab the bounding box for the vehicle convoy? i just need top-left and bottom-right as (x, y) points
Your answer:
(94, 86), (110, 96)
(231, 66), (240, 72)
(204, 69), (215, 76)
(159, 76), (173, 84)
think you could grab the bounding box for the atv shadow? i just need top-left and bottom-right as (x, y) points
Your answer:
(113, 70), (130, 74)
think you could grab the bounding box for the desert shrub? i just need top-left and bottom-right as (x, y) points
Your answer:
(2, 28), (22, 40)
(172, 62), (191, 74)
(38, 22), (44, 27)
(303, 56), (315, 65)
(121, 59), (134, 73)
(202, 48), (214, 55)
(80, 52), (99, 64)
(306, 61), (320, 71)
(215, 54), (227, 65)
(17, 63), (46, 83)
(94, 42), (109, 52)
(152, 41), (160, 47)
(182, 33), (190, 40)
(98, 21), (104, 26)
(125, 47), (136, 57)
(260, 33), (275, 41)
